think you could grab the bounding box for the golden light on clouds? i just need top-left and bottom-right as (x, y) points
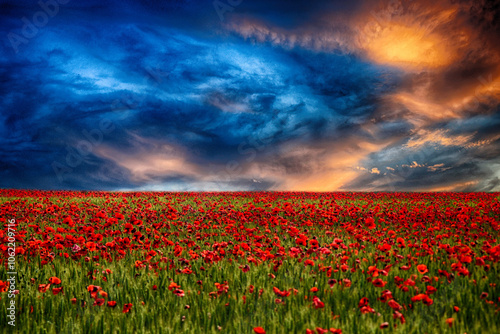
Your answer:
(422, 180), (479, 192)
(356, 4), (465, 70)
(361, 23), (454, 69)
(405, 129), (473, 148)
(277, 141), (392, 191)
(386, 73), (500, 128)
(390, 92), (459, 125)
(257, 144), (362, 191)
(95, 137), (201, 183)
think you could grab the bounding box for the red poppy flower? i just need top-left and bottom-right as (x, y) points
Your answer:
(87, 285), (101, 293)
(0, 281), (10, 292)
(253, 327), (265, 334)
(378, 244), (391, 252)
(404, 278), (416, 286)
(173, 289), (185, 297)
(309, 239), (319, 248)
(379, 290), (393, 303)
(122, 303), (133, 313)
(52, 287), (63, 295)
(387, 299), (402, 311)
(417, 264), (428, 274)
(38, 284), (51, 293)
(329, 328), (342, 334)
(310, 287), (319, 293)
(107, 301), (117, 307)
(48, 277), (61, 285)
(368, 266), (379, 277)
(365, 217), (376, 229)
(168, 282), (181, 291)
(393, 311), (406, 324)
(273, 287), (290, 297)
(63, 216), (74, 226)
(396, 237), (405, 247)
(360, 306), (376, 314)
(421, 275), (432, 283)
(87, 285), (102, 299)
(312, 296), (325, 309)
(372, 278), (387, 288)
(304, 259), (315, 266)
(453, 306), (460, 312)
(445, 318), (454, 327)
(426, 286), (437, 295)
(422, 297), (434, 306)
(380, 322), (389, 329)
(93, 298), (105, 306)
(181, 268), (193, 275)
(412, 293), (434, 306)
(358, 297), (369, 308)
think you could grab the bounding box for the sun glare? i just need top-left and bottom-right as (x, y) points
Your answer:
(362, 23), (455, 69)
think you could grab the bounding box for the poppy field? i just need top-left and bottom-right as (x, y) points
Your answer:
(1, 190), (499, 333)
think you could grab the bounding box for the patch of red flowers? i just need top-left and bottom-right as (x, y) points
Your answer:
(1, 190), (499, 332)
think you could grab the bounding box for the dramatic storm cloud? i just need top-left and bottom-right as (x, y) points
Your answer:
(1, 0), (499, 191)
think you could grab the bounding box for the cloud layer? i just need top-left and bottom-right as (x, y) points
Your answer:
(1, 0), (499, 191)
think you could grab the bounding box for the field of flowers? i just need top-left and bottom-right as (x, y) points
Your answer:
(1, 190), (499, 333)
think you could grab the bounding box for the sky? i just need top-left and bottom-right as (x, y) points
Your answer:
(1, 0), (499, 192)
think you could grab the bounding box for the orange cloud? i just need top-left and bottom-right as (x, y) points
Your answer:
(380, 71), (500, 129)
(358, 22), (457, 69)
(95, 135), (201, 183)
(405, 129), (474, 148)
(465, 134), (500, 149)
(448, 74), (500, 112)
(420, 180), (479, 192)
(353, 0), (473, 70)
(270, 140), (394, 191)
